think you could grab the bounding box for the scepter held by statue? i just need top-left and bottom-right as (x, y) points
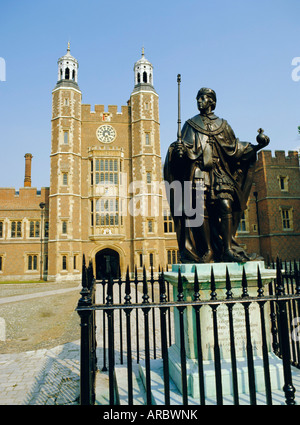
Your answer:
(175, 74), (185, 158)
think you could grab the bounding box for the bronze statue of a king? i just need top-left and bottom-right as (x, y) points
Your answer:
(164, 78), (270, 264)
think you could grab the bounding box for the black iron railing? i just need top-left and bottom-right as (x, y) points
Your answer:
(271, 261), (300, 372)
(76, 255), (97, 405)
(96, 266), (174, 370)
(76, 258), (300, 406)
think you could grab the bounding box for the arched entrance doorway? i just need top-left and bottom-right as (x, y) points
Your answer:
(95, 248), (120, 280)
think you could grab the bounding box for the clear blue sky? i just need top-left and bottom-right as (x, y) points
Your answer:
(1, 0), (300, 188)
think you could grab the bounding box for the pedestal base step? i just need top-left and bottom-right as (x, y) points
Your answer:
(168, 344), (284, 398)
(137, 357), (299, 405)
(101, 357), (300, 405)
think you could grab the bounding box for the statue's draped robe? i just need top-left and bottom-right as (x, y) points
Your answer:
(164, 113), (258, 262)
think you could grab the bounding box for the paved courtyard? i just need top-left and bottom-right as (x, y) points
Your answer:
(0, 340), (80, 405)
(0, 282), (82, 405)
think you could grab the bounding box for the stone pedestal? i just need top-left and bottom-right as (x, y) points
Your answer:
(164, 261), (284, 398)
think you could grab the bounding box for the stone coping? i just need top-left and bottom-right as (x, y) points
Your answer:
(164, 261), (276, 288)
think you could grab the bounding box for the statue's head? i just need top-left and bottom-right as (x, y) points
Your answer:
(196, 88), (217, 112)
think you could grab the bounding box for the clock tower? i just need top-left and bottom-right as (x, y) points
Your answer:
(48, 43), (82, 281)
(129, 49), (164, 270)
(47, 46), (177, 281)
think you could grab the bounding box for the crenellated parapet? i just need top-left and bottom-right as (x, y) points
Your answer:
(0, 186), (49, 210)
(81, 104), (130, 122)
(257, 149), (299, 167)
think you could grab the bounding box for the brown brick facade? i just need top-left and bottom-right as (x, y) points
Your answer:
(0, 49), (179, 282)
(0, 186), (49, 280)
(237, 150), (300, 262)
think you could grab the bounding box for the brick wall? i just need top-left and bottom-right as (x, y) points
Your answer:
(237, 150), (300, 262)
(0, 187), (49, 280)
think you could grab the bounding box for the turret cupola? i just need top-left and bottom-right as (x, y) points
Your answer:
(132, 48), (156, 93)
(56, 42), (79, 88)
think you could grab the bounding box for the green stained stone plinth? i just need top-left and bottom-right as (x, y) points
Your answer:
(163, 261), (283, 398)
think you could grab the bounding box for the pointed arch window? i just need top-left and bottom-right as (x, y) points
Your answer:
(143, 71), (147, 83)
(137, 72), (141, 83)
(65, 67), (70, 80)
(72, 69), (75, 81)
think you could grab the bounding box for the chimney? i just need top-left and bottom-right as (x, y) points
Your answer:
(24, 153), (33, 187)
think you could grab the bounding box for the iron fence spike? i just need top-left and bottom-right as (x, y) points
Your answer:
(177, 267), (184, 301)
(241, 266), (248, 298)
(276, 257), (284, 296)
(193, 267), (200, 301)
(225, 266), (233, 299)
(257, 264), (263, 297)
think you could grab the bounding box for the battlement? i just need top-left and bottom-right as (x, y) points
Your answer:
(257, 150), (299, 167)
(0, 187), (49, 210)
(81, 103), (130, 122)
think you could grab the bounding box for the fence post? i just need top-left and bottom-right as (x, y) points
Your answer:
(159, 269), (170, 405)
(269, 278), (280, 355)
(88, 260), (97, 404)
(275, 258), (296, 405)
(142, 266), (152, 405)
(293, 261), (300, 368)
(124, 267), (133, 405)
(225, 267), (239, 405)
(118, 269), (124, 365)
(177, 267), (188, 405)
(210, 267), (223, 405)
(193, 267), (205, 405)
(151, 265), (157, 359)
(101, 277), (107, 372)
(134, 266), (140, 364)
(257, 265), (272, 405)
(106, 273), (119, 405)
(241, 266), (256, 405)
(77, 255), (93, 405)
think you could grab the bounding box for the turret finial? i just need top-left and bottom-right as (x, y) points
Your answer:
(67, 41), (70, 52)
(142, 46), (145, 57)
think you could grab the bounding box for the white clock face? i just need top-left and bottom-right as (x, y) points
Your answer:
(96, 125), (116, 143)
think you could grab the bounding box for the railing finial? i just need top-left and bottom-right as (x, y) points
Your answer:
(225, 266), (232, 300)
(210, 266), (217, 300)
(177, 267), (184, 302)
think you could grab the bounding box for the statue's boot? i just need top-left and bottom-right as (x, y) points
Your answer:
(247, 252), (264, 261)
(223, 250), (246, 263)
(221, 214), (245, 263)
(200, 217), (214, 263)
(176, 217), (202, 263)
(180, 248), (202, 263)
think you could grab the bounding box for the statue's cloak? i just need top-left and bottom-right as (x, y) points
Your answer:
(163, 113), (258, 262)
